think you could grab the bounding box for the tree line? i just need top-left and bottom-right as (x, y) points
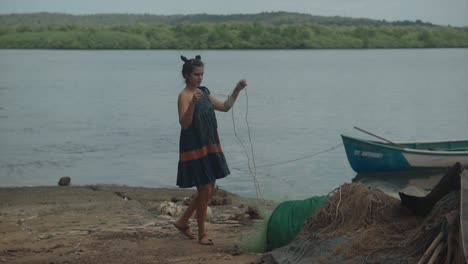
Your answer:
(0, 13), (467, 49)
(0, 12), (438, 27)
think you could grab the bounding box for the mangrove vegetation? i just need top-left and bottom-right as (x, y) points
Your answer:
(0, 12), (467, 49)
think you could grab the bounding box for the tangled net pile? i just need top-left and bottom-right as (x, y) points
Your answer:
(291, 183), (463, 263)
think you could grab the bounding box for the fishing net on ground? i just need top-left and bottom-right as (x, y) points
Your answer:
(258, 182), (464, 264)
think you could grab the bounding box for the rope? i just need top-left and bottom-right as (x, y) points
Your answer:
(230, 88), (343, 198)
(230, 142), (343, 170)
(255, 143), (343, 169)
(232, 88), (263, 199)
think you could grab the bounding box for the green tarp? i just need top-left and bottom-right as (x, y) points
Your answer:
(266, 195), (329, 251)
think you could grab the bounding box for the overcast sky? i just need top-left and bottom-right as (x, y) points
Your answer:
(1, 0), (467, 26)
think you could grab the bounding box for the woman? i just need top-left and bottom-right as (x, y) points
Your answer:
(173, 55), (247, 245)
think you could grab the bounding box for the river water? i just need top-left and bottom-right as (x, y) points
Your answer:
(0, 49), (467, 200)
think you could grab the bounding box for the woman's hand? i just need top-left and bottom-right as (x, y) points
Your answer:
(235, 79), (247, 91)
(191, 89), (203, 104)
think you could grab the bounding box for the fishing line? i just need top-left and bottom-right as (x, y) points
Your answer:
(230, 143), (343, 170)
(230, 87), (344, 199)
(255, 143), (343, 168)
(244, 87), (257, 177)
(231, 88), (263, 199)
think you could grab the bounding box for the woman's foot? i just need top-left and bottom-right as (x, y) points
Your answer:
(198, 234), (214, 245)
(173, 222), (195, 239)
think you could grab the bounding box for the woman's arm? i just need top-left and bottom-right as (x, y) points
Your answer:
(210, 80), (247, 112)
(178, 89), (202, 129)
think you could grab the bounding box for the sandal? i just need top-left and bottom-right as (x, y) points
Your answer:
(173, 223), (195, 240)
(198, 234), (214, 245)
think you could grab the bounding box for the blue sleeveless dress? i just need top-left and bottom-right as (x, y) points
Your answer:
(177, 86), (230, 188)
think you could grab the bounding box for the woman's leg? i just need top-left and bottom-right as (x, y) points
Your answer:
(175, 193), (198, 227)
(174, 194), (198, 239)
(209, 181), (216, 201)
(196, 183), (213, 244)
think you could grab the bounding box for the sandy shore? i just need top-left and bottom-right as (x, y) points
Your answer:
(0, 185), (276, 264)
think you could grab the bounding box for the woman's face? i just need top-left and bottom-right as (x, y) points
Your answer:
(188, 66), (204, 87)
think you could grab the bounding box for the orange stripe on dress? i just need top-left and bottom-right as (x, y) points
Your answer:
(180, 144), (222, 161)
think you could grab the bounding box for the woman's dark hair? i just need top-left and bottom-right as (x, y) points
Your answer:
(181, 55), (204, 84)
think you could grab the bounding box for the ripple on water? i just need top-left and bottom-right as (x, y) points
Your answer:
(0, 160), (65, 177)
(33, 142), (117, 154)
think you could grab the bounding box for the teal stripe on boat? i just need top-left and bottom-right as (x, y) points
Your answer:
(342, 135), (411, 173)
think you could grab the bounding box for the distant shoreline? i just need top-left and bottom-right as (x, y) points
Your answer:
(1, 47), (468, 51)
(1, 12), (467, 49)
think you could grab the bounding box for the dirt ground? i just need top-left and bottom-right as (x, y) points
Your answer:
(0, 185), (276, 264)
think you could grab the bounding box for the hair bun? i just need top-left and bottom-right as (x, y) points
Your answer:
(180, 55), (189, 63)
(195, 55), (201, 60)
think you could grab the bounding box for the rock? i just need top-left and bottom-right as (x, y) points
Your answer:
(159, 201), (176, 216)
(182, 197), (192, 206)
(217, 214), (231, 220)
(206, 206), (213, 221)
(230, 245), (242, 256)
(210, 186), (232, 205)
(158, 215), (172, 221)
(171, 196), (182, 203)
(58, 177), (71, 186)
(159, 201), (183, 217)
(246, 206), (261, 219)
(114, 191), (131, 200)
(228, 213), (245, 221)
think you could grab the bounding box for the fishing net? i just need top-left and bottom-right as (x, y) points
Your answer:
(241, 214), (270, 253)
(259, 182), (465, 264)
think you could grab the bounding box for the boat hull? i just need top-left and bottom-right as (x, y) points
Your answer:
(342, 135), (468, 173)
